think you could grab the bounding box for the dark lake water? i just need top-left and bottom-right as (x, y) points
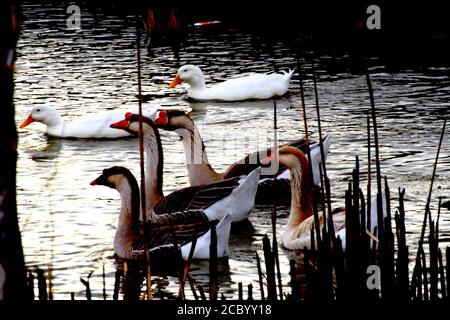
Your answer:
(15, 2), (450, 299)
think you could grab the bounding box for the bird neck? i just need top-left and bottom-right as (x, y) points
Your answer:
(288, 155), (313, 229)
(177, 122), (222, 185)
(115, 178), (140, 236)
(143, 125), (164, 211)
(44, 113), (65, 136)
(187, 73), (206, 90)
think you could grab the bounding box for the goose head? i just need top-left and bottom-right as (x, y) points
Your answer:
(277, 146), (309, 170)
(264, 147), (313, 222)
(109, 112), (157, 136)
(154, 109), (193, 132)
(261, 146), (308, 171)
(90, 166), (134, 189)
(110, 113), (164, 198)
(19, 105), (63, 128)
(168, 65), (205, 89)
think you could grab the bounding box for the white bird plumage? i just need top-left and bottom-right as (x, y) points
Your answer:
(168, 64), (294, 101)
(19, 105), (158, 139)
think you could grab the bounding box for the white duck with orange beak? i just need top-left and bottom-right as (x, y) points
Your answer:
(18, 105), (158, 139)
(168, 64), (294, 101)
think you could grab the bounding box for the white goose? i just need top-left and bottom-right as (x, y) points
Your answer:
(19, 105), (158, 139)
(168, 65), (294, 101)
(110, 113), (260, 222)
(90, 166), (232, 260)
(273, 146), (387, 251)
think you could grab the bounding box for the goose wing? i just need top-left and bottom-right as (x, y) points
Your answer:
(153, 177), (240, 214)
(223, 136), (311, 179)
(133, 210), (216, 248)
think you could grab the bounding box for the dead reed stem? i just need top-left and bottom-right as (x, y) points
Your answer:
(255, 251), (265, 300)
(295, 55), (322, 245)
(209, 225), (218, 300)
(136, 15), (152, 301)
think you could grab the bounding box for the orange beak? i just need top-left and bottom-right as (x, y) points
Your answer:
(168, 74), (182, 88)
(110, 118), (130, 130)
(89, 179), (98, 186)
(260, 154), (275, 165)
(19, 114), (34, 128)
(154, 110), (168, 126)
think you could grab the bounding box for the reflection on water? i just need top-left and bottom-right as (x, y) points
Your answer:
(26, 138), (63, 161)
(15, 2), (450, 299)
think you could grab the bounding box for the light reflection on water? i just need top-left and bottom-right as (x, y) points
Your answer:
(15, 2), (450, 299)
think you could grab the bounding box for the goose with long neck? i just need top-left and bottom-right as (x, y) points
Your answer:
(110, 113), (261, 222)
(91, 166), (141, 260)
(279, 147), (313, 243)
(270, 147), (343, 250)
(90, 166), (232, 260)
(19, 105), (158, 139)
(154, 109), (331, 188)
(154, 110), (223, 185)
(275, 146), (387, 250)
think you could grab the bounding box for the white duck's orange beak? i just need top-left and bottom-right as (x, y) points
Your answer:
(19, 114), (34, 128)
(168, 74), (182, 88)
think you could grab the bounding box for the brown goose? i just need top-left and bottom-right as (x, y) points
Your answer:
(110, 113), (260, 222)
(90, 166), (232, 260)
(269, 147), (386, 251)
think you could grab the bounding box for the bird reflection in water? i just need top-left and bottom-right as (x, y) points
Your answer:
(30, 137), (63, 162)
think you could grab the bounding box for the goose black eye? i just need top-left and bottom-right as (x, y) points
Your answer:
(36, 108), (41, 112)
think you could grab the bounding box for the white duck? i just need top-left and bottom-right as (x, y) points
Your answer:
(110, 113), (261, 222)
(90, 166), (232, 260)
(168, 65), (294, 101)
(19, 105), (158, 139)
(273, 146), (387, 251)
